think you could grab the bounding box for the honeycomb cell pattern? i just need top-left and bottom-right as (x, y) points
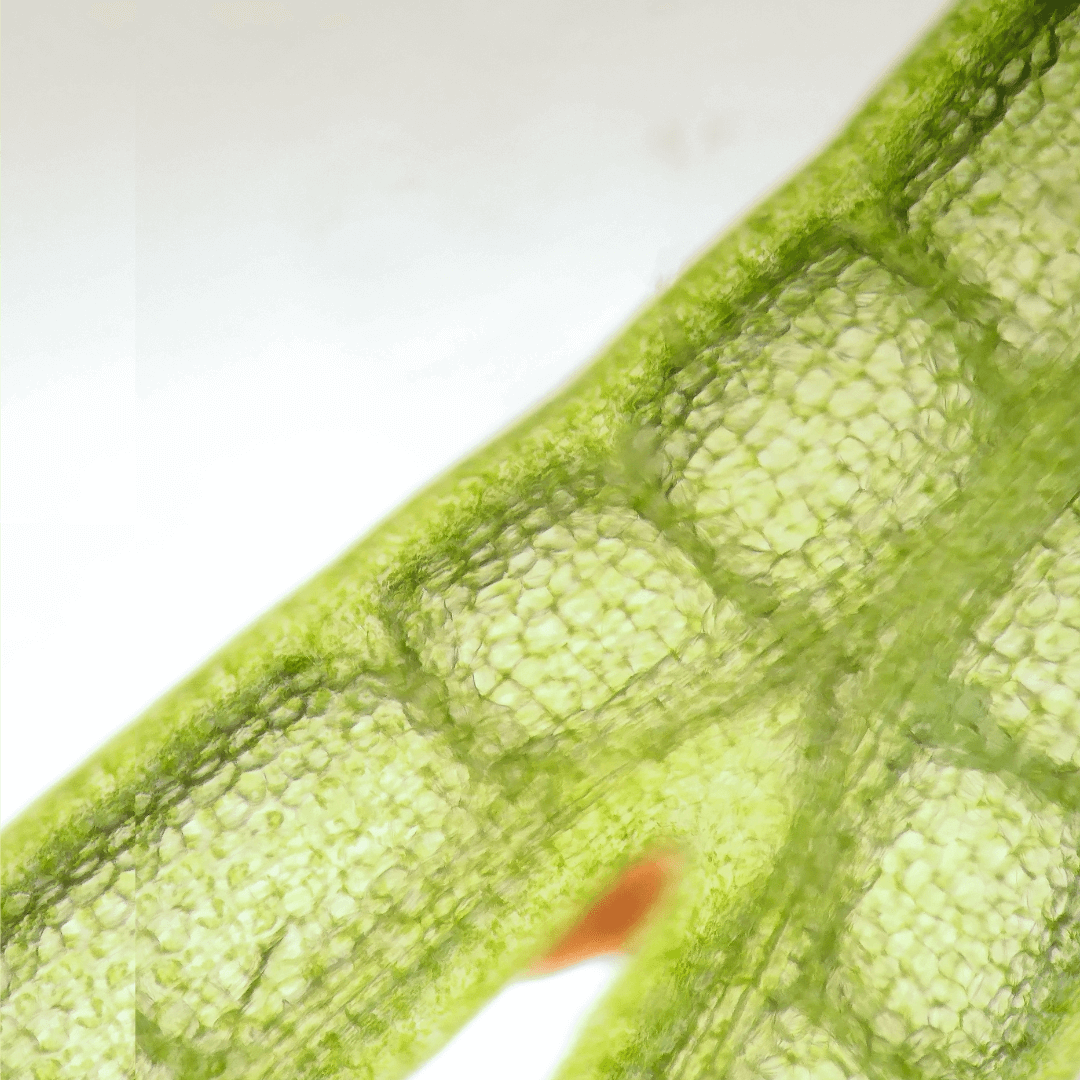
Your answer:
(3, 4), (1080, 1080)
(664, 253), (973, 619)
(958, 505), (1080, 770)
(2, 687), (502, 1079)
(836, 758), (1079, 1077)
(410, 502), (734, 760)
(911, 21), (1080, 376)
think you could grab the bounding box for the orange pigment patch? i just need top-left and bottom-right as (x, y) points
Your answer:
(529, 853), (682, 976)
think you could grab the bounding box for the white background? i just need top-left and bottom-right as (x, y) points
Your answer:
(3, 2), (953, 1076)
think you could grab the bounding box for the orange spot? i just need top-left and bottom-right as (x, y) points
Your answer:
(529, 853), (682, 976)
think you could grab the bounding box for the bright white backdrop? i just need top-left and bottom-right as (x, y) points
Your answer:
(3, 2), (954, 1076)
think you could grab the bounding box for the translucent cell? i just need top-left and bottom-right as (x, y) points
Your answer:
(666, 256), (972, 618)
(957, 505), (1080, 768)
(912, 15), (1080, 374)
(2, 689), (488, 1078)
(411, 504), (722, 755)
(835, 759), (1079, 1077)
